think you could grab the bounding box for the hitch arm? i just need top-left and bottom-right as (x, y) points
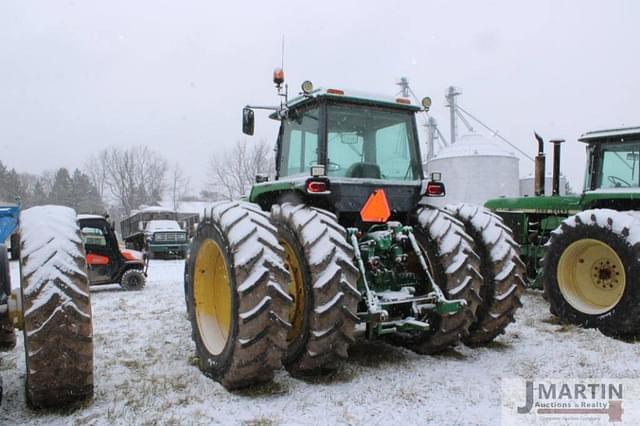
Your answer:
(348, 229), (387, 321)
(405, 228), (467, 308)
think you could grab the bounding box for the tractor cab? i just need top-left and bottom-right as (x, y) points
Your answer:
(78, 214), (147, 291)
(244, 80), (442, 226)
(581, 127), (640, 192)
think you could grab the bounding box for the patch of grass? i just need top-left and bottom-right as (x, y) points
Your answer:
(187, 354), (200, 367)
(242, 416), (278, 426)
(234, 381), (288, 397)
(348, 339), (408, 367)
(430, 347), (467, 361)
(121, 359), (144, 370)
(541, 316), (563, 325)
(555, 324), (578, 333)
(482, 340), (510, 351)
(296, 365), (355, 385)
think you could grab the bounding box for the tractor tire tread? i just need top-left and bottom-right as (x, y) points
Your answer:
(271, 203), (360, 376)
(185, 201), (292, 390)
(19, 205), (93, 408)
(445, 203), (525, 345)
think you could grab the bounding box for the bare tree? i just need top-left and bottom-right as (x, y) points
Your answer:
(84, 150), (109, 200)
(168, 163), (190, 210)
(207, 139), (275, 200)
(88, 146), (168, 215)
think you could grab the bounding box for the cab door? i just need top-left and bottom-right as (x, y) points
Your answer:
(80, 221), (119, 284)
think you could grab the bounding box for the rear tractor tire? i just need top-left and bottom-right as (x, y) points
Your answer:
(184, 201), (292, 389)
(270, 203), (360, 377)
(445, 203), (525, 345)
(19, 205), (94, 408)
(393, 207), (483, 354)
(543, 209), (640, 337)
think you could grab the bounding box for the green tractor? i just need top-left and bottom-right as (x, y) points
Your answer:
(184, 73), (525, 389)
(486, 127), (640, 337)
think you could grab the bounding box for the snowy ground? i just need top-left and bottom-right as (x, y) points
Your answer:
(1, 260), (640, 425)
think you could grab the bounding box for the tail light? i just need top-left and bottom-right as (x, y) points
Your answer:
(425, 181), (445, 197)
(307, 180), (328, 193)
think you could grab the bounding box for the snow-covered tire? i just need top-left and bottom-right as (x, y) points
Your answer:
(19, 205), (93, 408)
(445, 204), (526, 345)
(120, 268), (146, 291)
(393, 207), (483, 354)
(184, 201), (291, 389)
(543, 209), (640, 337)
(270, 203), (360, 376)
(0, 244), (16, 350)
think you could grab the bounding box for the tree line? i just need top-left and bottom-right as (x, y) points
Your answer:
(1, 140), (273, 220)
(0, 162), (103, 213)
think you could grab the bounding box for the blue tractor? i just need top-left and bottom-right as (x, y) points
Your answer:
(0, 202), (20, 348)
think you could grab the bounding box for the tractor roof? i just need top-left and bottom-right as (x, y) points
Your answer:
(77, 214), (106, 220)
(578, 126), (640, 143)
(285, 87), (421, 112)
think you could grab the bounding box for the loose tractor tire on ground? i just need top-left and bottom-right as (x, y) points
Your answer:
(0, 203), (93, 408)
(184, 76), (525, 389)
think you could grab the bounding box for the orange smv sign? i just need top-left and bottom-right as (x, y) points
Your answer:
(360, 189), (391, 223)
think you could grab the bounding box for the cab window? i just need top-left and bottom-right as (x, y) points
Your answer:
(326, 104), (420, 180)
(279, 107), (320, 177)
(81, 227), (107, 246)
(597, 142), (640, 188)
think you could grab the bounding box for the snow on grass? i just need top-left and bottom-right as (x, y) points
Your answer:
(2, 260), (640, 425)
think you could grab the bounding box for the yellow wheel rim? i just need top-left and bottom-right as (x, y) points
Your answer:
(557, 238), (626, 315)
(281, 239), (305, 343)
(193, 239), (232, 355)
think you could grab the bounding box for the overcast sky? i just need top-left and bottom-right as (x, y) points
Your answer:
(1, 1), (638, 193)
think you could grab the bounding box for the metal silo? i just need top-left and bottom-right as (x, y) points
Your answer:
(425, 133), (520, 207)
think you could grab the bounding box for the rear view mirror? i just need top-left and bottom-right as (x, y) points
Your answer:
(242, 107), (255, 135)
(340, 133), (359, 145)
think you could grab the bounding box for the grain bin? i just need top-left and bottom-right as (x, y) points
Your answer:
(425, 133), (520, 207)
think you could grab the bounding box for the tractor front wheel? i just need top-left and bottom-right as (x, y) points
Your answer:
(270, 203), (360, 376)
(184, 201), (291, 389)
(543, 209), (640, 337)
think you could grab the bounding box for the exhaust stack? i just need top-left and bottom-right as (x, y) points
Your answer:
(534, 132), (546, 196)
(550, 139), (565, 196)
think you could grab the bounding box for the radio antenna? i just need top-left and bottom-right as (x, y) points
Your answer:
(281, 36), (285, 70)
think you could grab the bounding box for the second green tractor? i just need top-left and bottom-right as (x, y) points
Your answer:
(184, 75), (525, 389)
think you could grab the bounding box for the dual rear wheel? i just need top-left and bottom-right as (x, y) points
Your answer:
(185, 202), (524, 390)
